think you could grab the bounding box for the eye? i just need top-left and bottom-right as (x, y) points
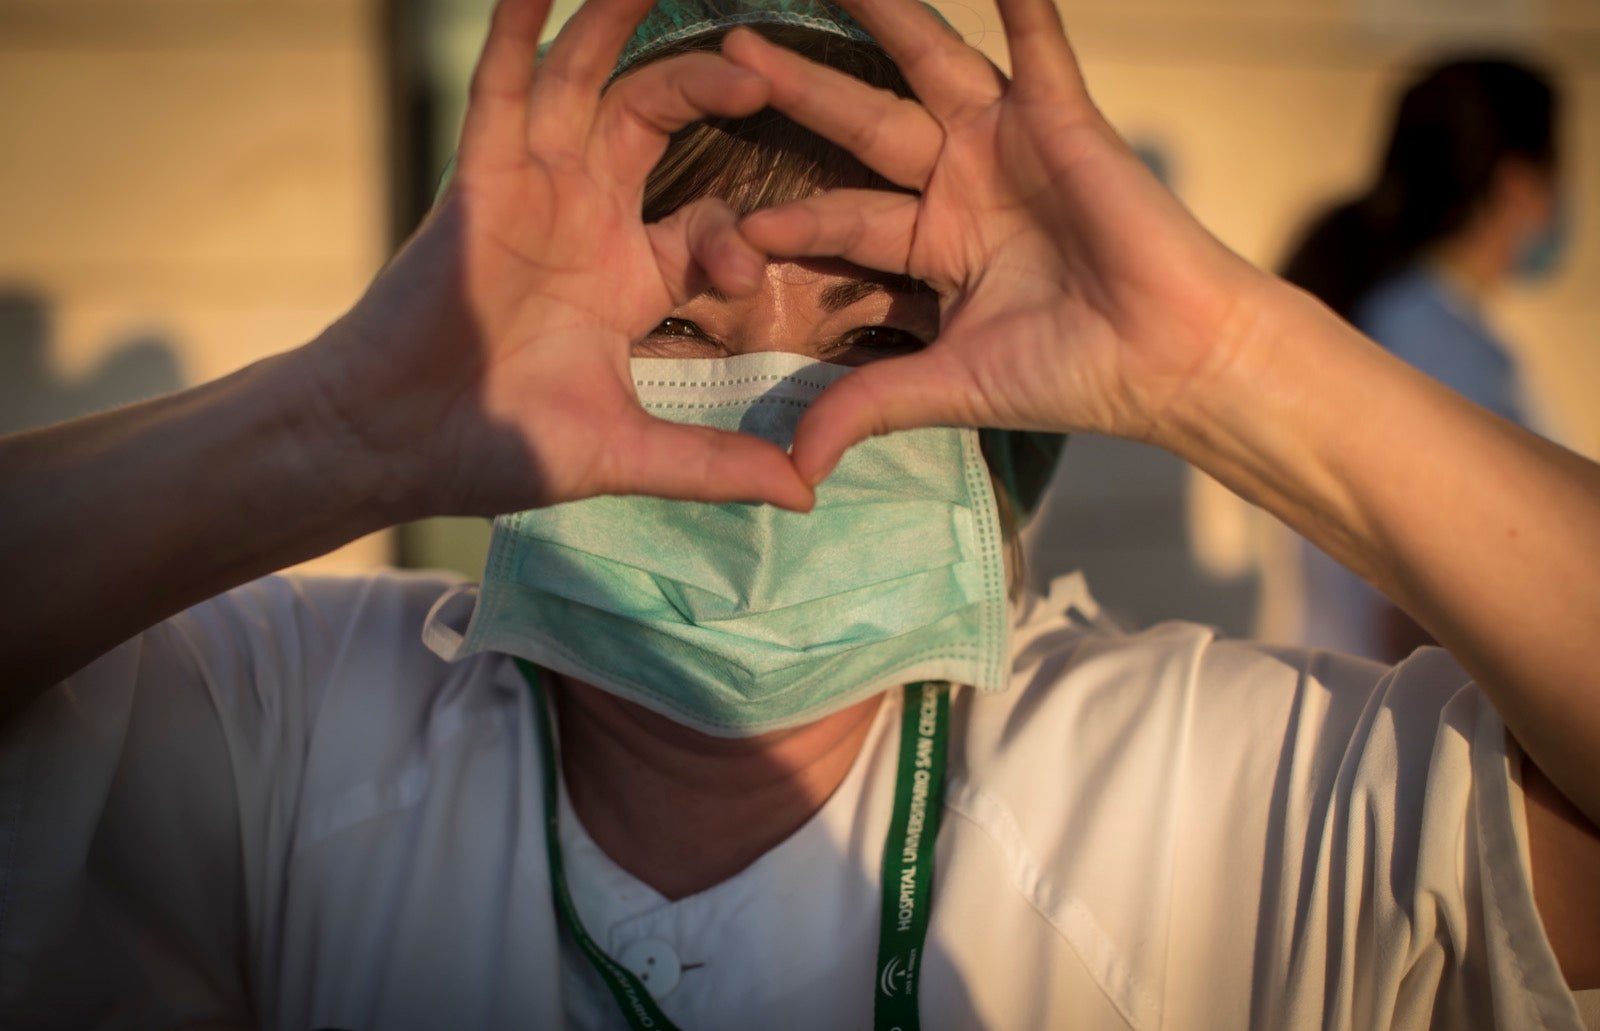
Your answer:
(652, 317), (707, 339)
(837, 325), (926, 359)
(635, 317), (721, 357)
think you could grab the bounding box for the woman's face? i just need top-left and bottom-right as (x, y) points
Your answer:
(634, 258), (937, 366)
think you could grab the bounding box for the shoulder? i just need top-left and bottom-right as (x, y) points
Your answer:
(958, 581), (1482, 839)
(1355, 270), (1528, 420)
(149, 568), (466, 687)
(1356, 270), (1459, 339)
(172, 567), (468, 648)
(25, 567), (489, 788)
(1355, 270), (1507, 368)
(945, 577), (1579, 1026)
(963, 575), (1404, 783)
(942, 581), (1359, 1025)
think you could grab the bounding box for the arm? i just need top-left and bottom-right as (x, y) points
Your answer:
(0, 347), (386, 716)
(1527, 759), (1600, 988)
(721, 0), (1600, 978)
(0, 0), (812, 720)
(1165, 275), (1600, 833)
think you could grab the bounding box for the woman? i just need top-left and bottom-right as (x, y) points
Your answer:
(1282, 57), (1567, 662)
(1, 0), (1596, 1027)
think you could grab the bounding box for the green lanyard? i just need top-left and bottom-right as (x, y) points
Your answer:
(517, 660), (948, 1031)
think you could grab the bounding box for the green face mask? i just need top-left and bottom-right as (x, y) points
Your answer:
(424, 352), (1011, 736)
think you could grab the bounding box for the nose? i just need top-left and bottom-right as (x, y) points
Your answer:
(717, 262), (831, 359)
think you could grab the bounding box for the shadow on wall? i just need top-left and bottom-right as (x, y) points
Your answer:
(1023, 435), (1261, 639)
(0, 288), (185, 435)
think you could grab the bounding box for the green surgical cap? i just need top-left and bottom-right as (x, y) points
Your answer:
(616, 0), (874, 73)
(980, 427), (1066, 522)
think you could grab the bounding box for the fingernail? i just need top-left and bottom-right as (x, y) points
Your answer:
(729, 249), (764, 292)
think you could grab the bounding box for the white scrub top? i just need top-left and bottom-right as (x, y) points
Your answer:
(0, 570), (1584, 1029)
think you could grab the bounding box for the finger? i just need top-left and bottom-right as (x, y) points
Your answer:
(789, 349), (980, 485)
(593, 52), (772, 189)
(993, 0), (1091, 103)
(721, 28), (942, 189)
(823, 0), (1003, 116)
(739, 190), (921, 278)
(459, 0), (555, 164)
(605, 413), (815, 511)
(524, 0), (660, 147)
(647, 197), (766, 305)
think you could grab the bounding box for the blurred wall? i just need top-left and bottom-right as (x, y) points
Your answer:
(0, 0), (392, 571)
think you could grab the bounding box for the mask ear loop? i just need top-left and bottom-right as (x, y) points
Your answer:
(421, 584), (483, 660)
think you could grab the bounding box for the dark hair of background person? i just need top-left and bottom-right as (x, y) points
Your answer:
(1280, 56), (1559, 320)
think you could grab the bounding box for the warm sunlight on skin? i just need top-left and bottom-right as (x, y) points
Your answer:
(633, 258), (937, 366)
(554, 674), (885, 900)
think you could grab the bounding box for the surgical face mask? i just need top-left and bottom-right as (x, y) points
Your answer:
(1513, 198), (1573, 282)
(423, 352), (1011, 737)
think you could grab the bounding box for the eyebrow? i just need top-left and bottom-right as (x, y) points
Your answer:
(818, 272), (933, 313)
(703, 271), (932, 311)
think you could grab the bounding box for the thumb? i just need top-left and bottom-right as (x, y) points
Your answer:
(602, 411), (816, 511)
(790, 348), (977, 485)
(648, 197), (766, 306)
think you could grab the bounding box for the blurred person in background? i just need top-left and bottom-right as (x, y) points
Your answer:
(1282, 56), (1568, 663)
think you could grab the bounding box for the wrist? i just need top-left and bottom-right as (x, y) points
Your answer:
(1159, 273), (1353, 450)
(289, 322), (438, 528)
(1152, 275), (1382, 570)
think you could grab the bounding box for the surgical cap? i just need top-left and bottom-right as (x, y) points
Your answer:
(616, 0), (875, 74)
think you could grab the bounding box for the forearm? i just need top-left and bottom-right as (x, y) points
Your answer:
(1163, 278), (1600, 825)
(0, 337), (398, 715)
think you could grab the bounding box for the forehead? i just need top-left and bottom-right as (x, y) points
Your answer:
(703, 258), (933, 309)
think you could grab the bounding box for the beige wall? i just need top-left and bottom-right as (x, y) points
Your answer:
(0, 0), (391, 571)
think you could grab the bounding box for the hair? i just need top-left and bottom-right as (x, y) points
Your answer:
(627, 26), (1026, 594)
(634, 26), (915, 220)
(1280, 56), (1558, 320)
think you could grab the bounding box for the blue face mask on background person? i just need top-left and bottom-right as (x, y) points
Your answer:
(424, 352), (1011, 737)
(1511, 181), (1573, 283)
(1513, 200), (1573, 282)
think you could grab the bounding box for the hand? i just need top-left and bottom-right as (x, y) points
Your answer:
(317, 0), (813, 516)
(720, 0), (1278, 483)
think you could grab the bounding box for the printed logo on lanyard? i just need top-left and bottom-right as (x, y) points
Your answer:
(874, 682), (949, 1031)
